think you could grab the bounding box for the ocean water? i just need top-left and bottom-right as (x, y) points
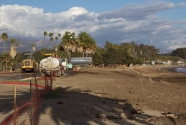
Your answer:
(175, 67), (186, 74)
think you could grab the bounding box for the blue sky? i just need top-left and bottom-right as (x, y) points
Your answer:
(1, 0), (185, 19)
(0, 0), (145, 13)
(0, 0), (186, 53)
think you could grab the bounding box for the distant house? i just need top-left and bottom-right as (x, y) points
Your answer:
(166, 60), (171, 65)
(177, 61), (184, 66)
(172, 60), (185, 66)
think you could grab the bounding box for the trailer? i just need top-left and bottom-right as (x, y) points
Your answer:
(62, 57), (92, 70)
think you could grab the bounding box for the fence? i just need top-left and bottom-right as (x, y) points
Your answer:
(2, 70), (56, 125)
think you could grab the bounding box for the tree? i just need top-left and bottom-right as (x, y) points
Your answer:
(1, 32), (8, 53)
(171, 48), (186, 60)
(32, 43), (36, 52)
(50, 37), (54, 43)
(61, 31), (76, 63)
(54, 36), (59, 54)
(49, 32), (54, 50)
(55, 36), (58, 42)
(1, 52), (11, 71)
(9, 38), (19, 46)
(56, 33), (61, 46)
(43, 31), (47, 49)
(92, 47), (105, 66)
(49, 32), (54, 38)
(58, 33), (61, 38)
(77, 31), (96, 57)
(56, 45), (67, 58)
(105, 41), (113, 49)
(9, 38), (19, 59)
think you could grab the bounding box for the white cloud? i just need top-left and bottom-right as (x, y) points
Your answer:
(0, 1), (186, 53)
(176, 2), (186, 7)
(96, 1), (178, 20)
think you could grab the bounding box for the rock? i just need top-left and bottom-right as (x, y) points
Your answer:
(147, 77), (153, 83)
(120, 112), (135, 120)
(112, 108), (123, 113)
(96, 113), (123, 119)
(160, 80), (170, 85)
(148, 116), (179, 125)
(123, 103), (137, 114)
(116, 100), (126, 105)
(167, 114), (178, 119)
(139, 76), (154, 83)
(57, 101), (63, 104)
(136, 108), (144, 114)
(178, 114), (186, 120)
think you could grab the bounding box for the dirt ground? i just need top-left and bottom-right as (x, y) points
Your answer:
(38, 65), (186, 125)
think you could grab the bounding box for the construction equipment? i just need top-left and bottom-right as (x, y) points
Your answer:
(62, 57), (92, 70)
(21, 52), (38, 72)
(39, 53), (64, 77)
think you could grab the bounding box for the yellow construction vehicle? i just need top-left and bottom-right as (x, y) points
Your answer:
(21, 52), (38, 72)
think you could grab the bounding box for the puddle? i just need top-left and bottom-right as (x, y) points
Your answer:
(0, 74), (35, 80)
(63, 70), (78, 76)
(0, 71), (76, 80)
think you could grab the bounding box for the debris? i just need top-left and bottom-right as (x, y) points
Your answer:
(96, 113), (123, 119)
(57, 101), (63, 104)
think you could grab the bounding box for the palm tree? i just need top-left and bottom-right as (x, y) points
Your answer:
(55, 36), (58, 42)
(49, 32), (54, 49)
(32, 43), (36, 52)
(57, 33), (61, 46)
(55, 36), (58, 52)
(43, 31), (47, 49)
(9, 38), (19, 59)
(9, 38), (19, 46)
(1, 52), (11, 71)
(61, 31), (76, 63)
(49, 32), (54, 38)
(50, 37), (54, 42)
(1, 32), (8, 53)
(77, 31), (96, 57)
(58, 33), (61, 38)
(50, 37), (54, 50)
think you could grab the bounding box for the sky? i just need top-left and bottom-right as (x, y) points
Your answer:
(0, 0), (186, 53)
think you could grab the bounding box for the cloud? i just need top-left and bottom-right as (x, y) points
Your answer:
(0, 1), (186, 53)
(176, 2), (186, 7)
(96, 1), (179, 20)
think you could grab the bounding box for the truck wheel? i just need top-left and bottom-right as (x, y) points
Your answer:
(56, 70), (61, 77)
(21, 69), (25, 73)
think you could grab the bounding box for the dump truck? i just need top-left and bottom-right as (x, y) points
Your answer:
(39, 54), (64, 77)
(21, 52), (38, 72)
